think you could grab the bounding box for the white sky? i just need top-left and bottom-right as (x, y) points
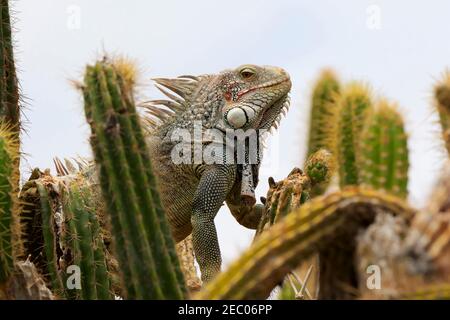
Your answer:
(12, 0), (450, 268)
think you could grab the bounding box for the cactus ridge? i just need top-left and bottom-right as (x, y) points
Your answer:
(35, 182), (65, 295)
(18, 167), (115, 300)
(305, 70), (340, 196)
(83, 59), (186, 299)
(0, 124), (19, 283)
(306, 69), (341, 158)
(434, 71), (450, 155)
(305, 148), (335, 187)
(198, 187), (414, 300)
(360, 101), (409, 198)
(0, 0), (20, 130)
(336, 83), (373, 187)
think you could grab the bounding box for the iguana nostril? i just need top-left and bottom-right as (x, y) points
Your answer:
(226, 108), (248, 128)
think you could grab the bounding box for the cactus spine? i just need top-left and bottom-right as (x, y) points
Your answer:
(82, 59), (186, 299)
(359, 101), (409, 198)
(434, 71), (450, 155)
(336, 83), (373, 187)
(0, 125), (19, 285)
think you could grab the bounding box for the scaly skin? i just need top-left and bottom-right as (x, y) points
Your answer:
(144, 65), (292, 282)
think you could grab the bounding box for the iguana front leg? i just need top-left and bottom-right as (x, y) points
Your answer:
(191, 165), (236, 282)
(226, 200), (265, 229)
(226, 173), (265, 230)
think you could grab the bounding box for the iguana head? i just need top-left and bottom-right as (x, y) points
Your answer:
(217, 64), (291, 131)
(146, 64), (291, 133)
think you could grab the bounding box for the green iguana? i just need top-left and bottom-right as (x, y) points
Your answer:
(144, 64), (291, 282)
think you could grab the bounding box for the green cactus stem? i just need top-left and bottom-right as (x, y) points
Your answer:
(19, 168), (114, 300)
(305, 148), (335, 197)
(35, 181), (65, 296)
(306, 69), (341, 159)
(305, 70), (340, 196)
(198, 187), (415, 300)
(82, 58), (186, 299)
(61, 181), (113, 300)
(359, 101), (409, 198)
(336, 83), (373, 187)
(0, 0), (20, 130)
(0, 124), (19, 285)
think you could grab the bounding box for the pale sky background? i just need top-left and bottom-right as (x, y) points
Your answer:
(12, 0), (450, 268)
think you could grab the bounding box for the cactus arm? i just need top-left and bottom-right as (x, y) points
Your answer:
(360, 102), (409, 198)
(62, 184), (102, 300)
(36, 182), (65, 296)
(103, 66), (185, 298)
(197, 188), (415, 300)
(88, 205), (112, 299)
(115, 71), (187, 296)
(306, 69), (340, 158)
(61, 182), (113, 300)
(305, 70), (340, 196)
(0, 0), (20, 128)
(0, 126), (18, 284)
(336, 84), (373, 187)
(71, 188), (97, 299)
(85, 65), (163, 299)
(83, 60), (186, 299)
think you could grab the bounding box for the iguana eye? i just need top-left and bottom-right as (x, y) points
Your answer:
(240, 68), (255, 79)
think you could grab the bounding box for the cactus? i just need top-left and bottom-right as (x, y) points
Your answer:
(305, 70), (340, 196)
(0, 0), (21, 290)
(356, 165), (450, 299)
(0, 0), (20, 130)
(176, 234), (202, 292)
(256, 152), (333, 299)
(434, 71), (450, 155)
(321, 94), (407, 298)
(359, 101), (409, 198)
(60, 180), (113, 299)
(198, 188), (414, 299)
(305, 148), (335, 188)
(35, 181), (65, 296)
(336, 83), (373, 187)
(0, 124), (19, 285)
(306, 69), (341, 159)
(19, 167), (115, 300)
(82, 59), (186, 299)
(257, 150), (334, 236)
